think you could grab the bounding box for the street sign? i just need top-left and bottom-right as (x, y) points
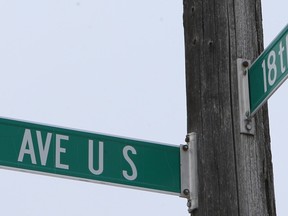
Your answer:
(248, 24), (288, 116)
(0, 117), (180, 195)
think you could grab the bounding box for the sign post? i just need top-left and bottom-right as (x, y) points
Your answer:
(248, 24), (288, 116)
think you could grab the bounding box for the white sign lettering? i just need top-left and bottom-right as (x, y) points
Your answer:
(88, 140), (104, 175)
(261, 32), (288, 93)
(17, 129), (138, 181)
(18, 129), (36, 164)
(18, 129), (70, 170)
(36, 130), (52, 166)
(55, 134), (69, 170)
(122, 145), (138, 181)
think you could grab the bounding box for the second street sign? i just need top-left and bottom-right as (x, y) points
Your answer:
(249, 24), (288, 116)
(0, 117), (180, 195)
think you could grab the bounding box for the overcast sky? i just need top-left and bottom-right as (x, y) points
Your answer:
(0, 0), (287, 215)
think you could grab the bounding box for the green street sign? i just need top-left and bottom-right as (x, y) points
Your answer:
(249, 24), (288, 116)
(0, 117), (180, 195)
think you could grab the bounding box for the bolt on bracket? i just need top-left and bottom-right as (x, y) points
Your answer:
(237, 58), (255, 135)
(180, 132), (198, 213)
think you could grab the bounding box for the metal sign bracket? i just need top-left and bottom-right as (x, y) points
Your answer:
(180, 132), (198, 213)
(237, 58), (255, 135)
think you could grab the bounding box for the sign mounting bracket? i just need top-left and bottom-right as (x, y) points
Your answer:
(180, 132), (198, 213)
(237, 58), (255, 135)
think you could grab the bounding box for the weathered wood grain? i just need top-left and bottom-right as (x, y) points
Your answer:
(183, 0), (276, 215)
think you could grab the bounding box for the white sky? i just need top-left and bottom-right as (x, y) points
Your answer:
(0, 0), (287, 215)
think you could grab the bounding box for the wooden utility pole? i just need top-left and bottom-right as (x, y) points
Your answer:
(183, 0), (276, 215)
